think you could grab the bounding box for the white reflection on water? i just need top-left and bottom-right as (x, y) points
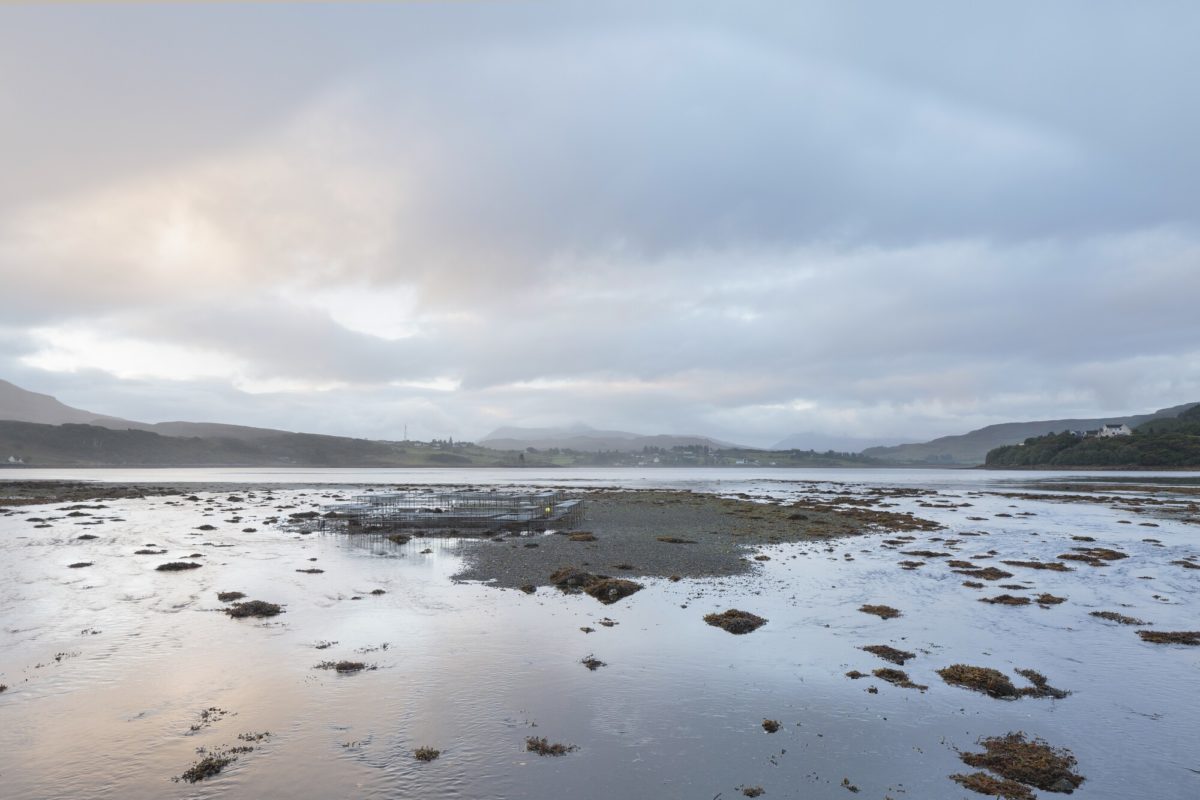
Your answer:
(0, 472), (1198, 799)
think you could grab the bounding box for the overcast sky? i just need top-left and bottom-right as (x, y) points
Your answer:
(2, 2), (1199, 448)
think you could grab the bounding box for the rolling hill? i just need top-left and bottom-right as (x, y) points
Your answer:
(862, 402), (1200, 466)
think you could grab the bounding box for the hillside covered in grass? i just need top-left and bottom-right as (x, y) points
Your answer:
(985, 405), (1200, 468)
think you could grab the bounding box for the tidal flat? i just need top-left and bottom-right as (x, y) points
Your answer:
(1, 469), (1198, 799)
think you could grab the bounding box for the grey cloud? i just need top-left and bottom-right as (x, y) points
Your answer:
(3, 3), (1200, 446)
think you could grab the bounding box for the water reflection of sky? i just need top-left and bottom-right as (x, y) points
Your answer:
(0, 473), (1197, 798)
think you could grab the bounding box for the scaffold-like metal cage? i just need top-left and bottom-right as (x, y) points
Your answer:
(317, 489), (583, 534)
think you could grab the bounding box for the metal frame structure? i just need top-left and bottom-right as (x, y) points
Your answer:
(317, 489), (583, 534)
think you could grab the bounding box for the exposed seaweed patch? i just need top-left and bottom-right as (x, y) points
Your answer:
(1014, 669), (1070, 699)
(860, 644), (915, 665)
(859, 604), (901, 619)
(568, 532), (597, 542)
(315, 660), (373, 673)
(762, 719), (780, 733)
(742, 786), (765, 797)
(939, 665), (1019, 698)
(954, 567), (1014, 581)
(950, 771), (1034, 799)
(1001, 560), (1073, 572)
(413, 746), (440, 762)
(68, 561), (92, 569)
(581, 654), (606, 671)
(1058, 547), (1127, 567)
(549, 567), (643, 604)
(157, 561), (202, 571)
(295, 568), (325, 574)
(216, 591), (245, 603)
(656, 536), (697, 544)
(1137, 630), (1200, 645)
(704, 608), (767, 634)
(1090, 610), (1146, 625)
(526, 736), (578, 756)
(1036, 593), (1067, 607)
(872, 668), (926, 690)
(225, 600), (282, 619)
(176, 752), (236, 783)
(845, 670), (867, 679)
(980, 594), (1031, 606)
(958, 732), (1084, 793)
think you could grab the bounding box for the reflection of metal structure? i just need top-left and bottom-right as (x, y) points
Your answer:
(318, 490), (583, 534)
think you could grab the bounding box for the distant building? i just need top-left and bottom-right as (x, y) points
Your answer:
(6, 455), (25, 464)
(1095, 423), (1132, 438)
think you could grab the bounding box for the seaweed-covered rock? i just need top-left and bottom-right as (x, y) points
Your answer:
(156, 561), (202, 572)
(549, 567), (643, 605)
(958, 732), (1084, 793)
(704, 609), (767, 634)
(1137, 630), (1200, 645)
(225, 600), (283, 619)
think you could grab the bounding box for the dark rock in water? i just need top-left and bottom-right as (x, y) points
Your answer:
(519, 584), (536, 594)
(76, 534), (99, 541)
(216, 591), (246, 603)
(703, 608), (767, 634)
(68, 561), (92, 569)
(156, 561), (202, 571)
(195, 524), (216, 531)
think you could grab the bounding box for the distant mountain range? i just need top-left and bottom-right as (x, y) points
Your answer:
(4, 378), (1197, 469)
(0, 379), (502, 467)
(0, 379), (292, 440)
(480, 424), (742, 453)
(862, 402), (1200, 466)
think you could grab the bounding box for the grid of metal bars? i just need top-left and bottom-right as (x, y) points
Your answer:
(318, 489), (583, 533)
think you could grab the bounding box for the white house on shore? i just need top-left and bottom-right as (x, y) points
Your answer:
(1095, 423), (1132, 438)
(1067, 423), (1133, 438)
